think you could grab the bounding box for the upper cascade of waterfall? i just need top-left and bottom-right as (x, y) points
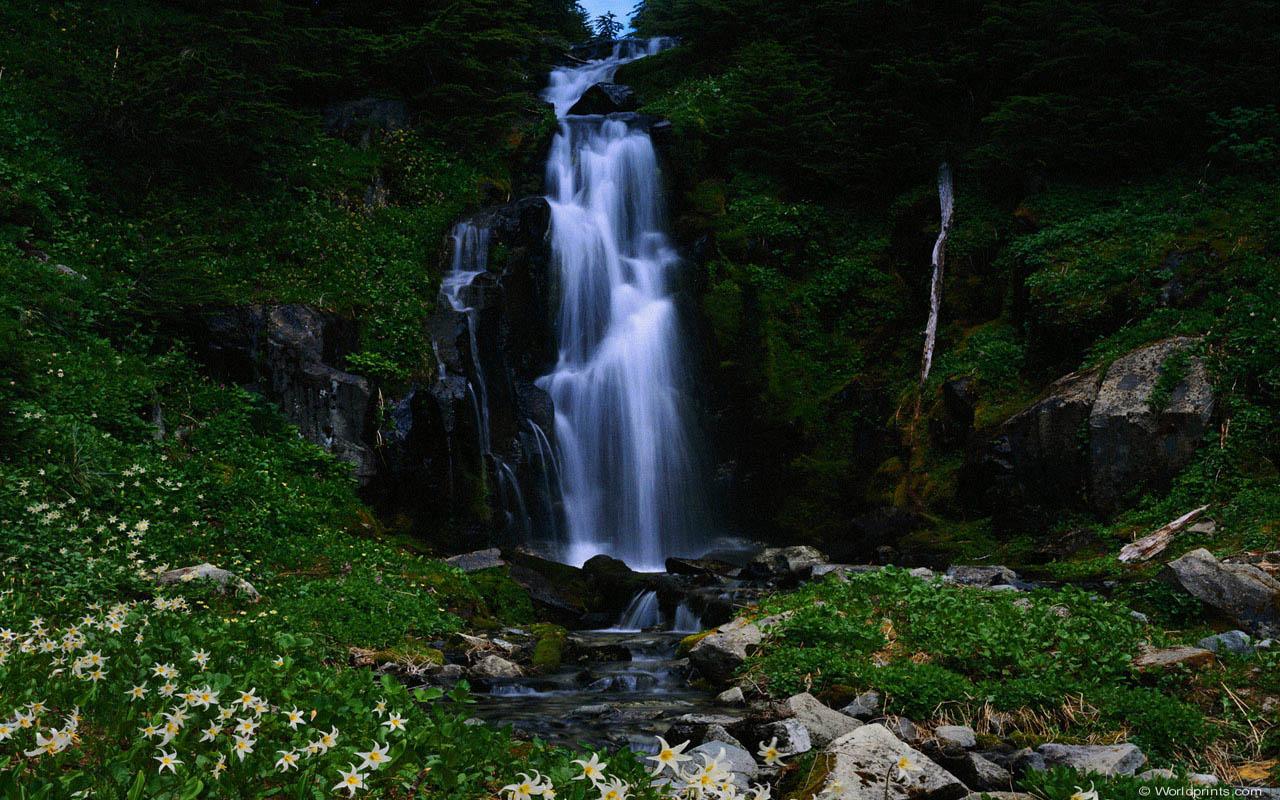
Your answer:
(536, 36), (710, 571)
(544, 37), (674, 117)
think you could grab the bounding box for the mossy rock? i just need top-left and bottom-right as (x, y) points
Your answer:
(678, 629), (715, 655)
(531, 624), (568, 671)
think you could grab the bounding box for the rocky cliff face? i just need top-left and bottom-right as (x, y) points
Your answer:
(193, 304), (379, 483)
(966, 337), (1214, 521)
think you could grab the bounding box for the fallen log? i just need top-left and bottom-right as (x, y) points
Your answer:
(1118, 505), (1209, 563)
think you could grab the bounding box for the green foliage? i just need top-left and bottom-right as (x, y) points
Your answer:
(746, 570), (1216, 761)
(1022, 767), (1188, 800)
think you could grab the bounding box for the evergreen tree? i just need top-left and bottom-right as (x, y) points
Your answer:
(594, 11), (622, 40)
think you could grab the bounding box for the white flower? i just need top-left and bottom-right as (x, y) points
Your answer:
(572, 753), (608, 783)
(647, 736), (692, 777)
(284, 706), (306, 729)
(126, 684), (148, 701)
(596, 776), (629, 800)
(333, 764), (367, 797)
(757, 736), (786, 767)
(895, 755), (922, 781)
(357, 741), (391, 771)
(1071, 782), (1100, 800)
(276, 750), (300, 772)
(381, 713), (405, 732)
(154, 749), (182, 774)
(503, 773), (540, 800)
(233, 735), (255, 761)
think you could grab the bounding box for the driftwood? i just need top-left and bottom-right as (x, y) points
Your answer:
(1118, 505), (1209, 563)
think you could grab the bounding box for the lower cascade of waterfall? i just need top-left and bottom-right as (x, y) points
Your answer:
(604, 590), (704, 633)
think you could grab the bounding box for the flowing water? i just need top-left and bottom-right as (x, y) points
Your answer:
(537, 38), (709, 571)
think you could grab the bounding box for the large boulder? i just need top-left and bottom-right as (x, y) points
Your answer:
(1166, 549), (1280, 637)
(567, 82), (638, 115)
(966, 369), (1100, 512)
(965, 338), (1215, 521)
(746, 546), (827, 580)
(1036, 743), (1146, 776)
(1088, 337), (1214, 513)
(688, 612), (791, 684)
(157, 563), (259, 601)
(818, 724), (967, 800)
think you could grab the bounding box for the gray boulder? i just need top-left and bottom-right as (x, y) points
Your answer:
(754, 718), (812, 757)
(840, 690), (883, 720)
(1197, 630), (1253, 654)
(156, 563), (259, 601)
(818, 724), (966, 800)
(748, 546), (828, 579)
(944, 565), (1028, 589)
(717, 687), (746, 706)
(934, 725), (977, 750)
(1089, 338), (1213, 513)
(688, 742), (757, 787)
(470, 654), (523, 679)
(1036, 743), (1146, 776)
(1167, 549), (1280, 637)
(445, 548), (506, 572)
(664, 713), (744, 745)
(704, 724), (745, 751)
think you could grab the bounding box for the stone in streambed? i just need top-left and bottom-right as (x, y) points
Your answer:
(688, 741), (758, 786)
(470, 654), (523, 679)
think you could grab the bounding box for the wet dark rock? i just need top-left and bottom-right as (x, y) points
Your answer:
(664, 713), (745, 746)
(834, 508), (924, 562)
(1088, 337), (1214, 513)
(666, 557), (739, 578)
(938, 377), (978, 445)
(567, 82), (638, 115)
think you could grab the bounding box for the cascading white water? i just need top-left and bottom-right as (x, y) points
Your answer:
(608, 590), (663, 632)
(537, 38), (707, 571)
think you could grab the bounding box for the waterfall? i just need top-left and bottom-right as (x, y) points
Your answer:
(671, 601), (703, 633)
(536, 38), (708, 571)
(609, 590), (663, 632)
(441, 222), (494, 452)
